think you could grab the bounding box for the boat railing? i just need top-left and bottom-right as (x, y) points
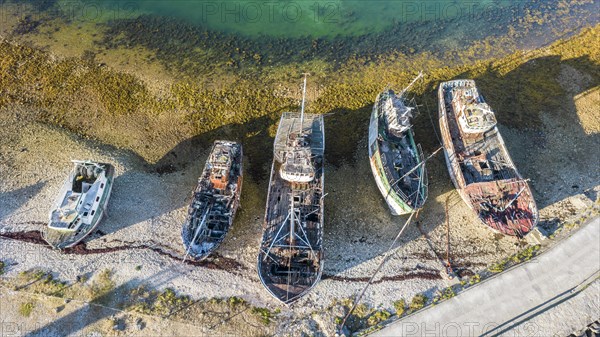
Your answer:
(417, 144), (428, 207)
(390, 178), (410, 202)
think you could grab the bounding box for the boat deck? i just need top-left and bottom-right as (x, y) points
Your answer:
(442, 84), (518, 184)
(378, 132), (426, 208)
(259, 161), (323, 303)
(43, 162), (114, 249)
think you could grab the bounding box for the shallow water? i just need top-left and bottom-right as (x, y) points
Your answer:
(97, 0), (514, 38)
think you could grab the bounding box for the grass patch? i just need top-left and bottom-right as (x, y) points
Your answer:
(490, 244), (542, 273)
(6, 269), (277, 335)
(469, 274), (481, 285)
(15, 269), (68, 297)
(393, 299), (406, 316)
(128, 286), (192, 316)
(432, 286), (458, 304)
(335, 300), (394, 333)
(89, 269), (115, 301)
(512, 244), (541, 263)
(489, 260), (508, 273)
(251, 306), (276, 325)
(228, 296), (246, 307)
(18, 301), (35, 317)
(409, 294), (428, 311)
(353, 303), (370, 318)
(440, 286), (456, 301)
(367, 309), (391, 326)
(0, 260), (5, 275)
(153, 288), (192, 316)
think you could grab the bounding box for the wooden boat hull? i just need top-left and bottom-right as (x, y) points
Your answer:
(438, 80), (538, 236)
(368, 91), (427, 215)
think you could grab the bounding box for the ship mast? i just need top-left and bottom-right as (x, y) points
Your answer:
(299, 73), (309, 133)
(399, 71), (423, 97)
(289, 191), (296, 246)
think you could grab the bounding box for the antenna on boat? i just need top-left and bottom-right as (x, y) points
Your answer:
(299, 73), (309, 132)
(400, 71), (423, 97)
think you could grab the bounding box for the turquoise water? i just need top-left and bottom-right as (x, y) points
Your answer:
(98, 0), (513, 37)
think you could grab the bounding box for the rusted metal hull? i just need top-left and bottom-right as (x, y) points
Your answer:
(438, 80), (538, 237)
(258, 112), (325, 305)
(182, 141), (243, 260)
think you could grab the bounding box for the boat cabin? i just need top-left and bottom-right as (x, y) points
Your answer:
(280, 148), (315, 183)
(208, 145), (232, 190)
(274, 114), (322, 184)
(48, 162), (108, 232)
(452, 88), (497, 138)
(382, 92), (414, 137)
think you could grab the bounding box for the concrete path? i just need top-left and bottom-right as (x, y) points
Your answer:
(372, 217), (600, 337)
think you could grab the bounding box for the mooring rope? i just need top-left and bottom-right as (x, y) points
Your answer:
(338, 211), (416, 335)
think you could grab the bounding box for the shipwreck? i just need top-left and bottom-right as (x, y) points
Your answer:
(369, 73), (428, 215)
(438, 79), (538, 237)
(43, 160), (114, 249)
(258, 75), (325, 304)
(182, 140), (243, 261)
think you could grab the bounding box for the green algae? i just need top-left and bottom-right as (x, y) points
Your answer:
(0, 22), (598, 166)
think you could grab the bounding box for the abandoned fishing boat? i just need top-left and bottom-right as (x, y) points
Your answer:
(43, 160), (114, 249)
(369, 73), (428, 215)
(438, 80), (538, 237)
(182, 140), (243, 261)
(258, 75), (325, 304)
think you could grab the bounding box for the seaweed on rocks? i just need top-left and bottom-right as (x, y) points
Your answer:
(12, 0), (57, 12)
(13, 15), (42, 35)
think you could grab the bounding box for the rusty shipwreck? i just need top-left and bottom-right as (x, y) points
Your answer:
(258, 75), (325, 304)
(438, 80), (538, 237)
(182, 140), (243, 260)
(369, 73), (428, 215)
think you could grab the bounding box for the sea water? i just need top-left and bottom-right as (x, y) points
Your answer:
(95, 0), (515, 38)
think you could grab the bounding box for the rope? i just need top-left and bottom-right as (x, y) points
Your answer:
(387, 147), (443, 193)
(338, 211), (416, 335)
